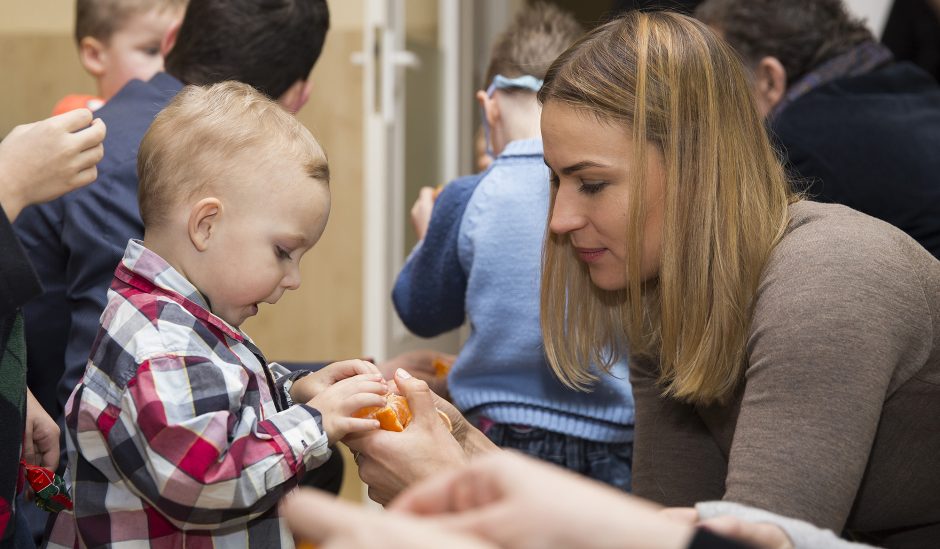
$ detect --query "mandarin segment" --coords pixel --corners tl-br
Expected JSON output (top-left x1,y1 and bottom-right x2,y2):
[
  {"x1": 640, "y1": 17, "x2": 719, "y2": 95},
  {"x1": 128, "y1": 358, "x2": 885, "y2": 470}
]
[{"x1": 354, "y1": 393, "x2": 451, "y2": 432}]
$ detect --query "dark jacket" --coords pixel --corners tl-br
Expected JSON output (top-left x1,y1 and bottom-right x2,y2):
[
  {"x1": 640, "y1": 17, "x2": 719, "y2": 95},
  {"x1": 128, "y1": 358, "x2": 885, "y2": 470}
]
[
  {"x1": 13, "y1": 73, "x2": 183, "y2": 418},
  {"x1": 771, "y1": 62, "x2": 940, "y2": 259}
]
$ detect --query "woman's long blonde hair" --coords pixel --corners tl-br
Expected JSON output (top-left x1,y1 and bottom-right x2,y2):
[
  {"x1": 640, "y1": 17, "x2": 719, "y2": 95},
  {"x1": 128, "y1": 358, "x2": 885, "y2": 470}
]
[{"x1": 538, "y1": 12, "x2": 794, "y2": 405}]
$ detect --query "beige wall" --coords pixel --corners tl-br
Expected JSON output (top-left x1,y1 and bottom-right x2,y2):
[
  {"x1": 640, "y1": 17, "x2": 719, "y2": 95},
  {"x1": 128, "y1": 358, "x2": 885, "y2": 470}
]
[{"x1": 1, "y1": 0, "x2": 366, "y2": 501}]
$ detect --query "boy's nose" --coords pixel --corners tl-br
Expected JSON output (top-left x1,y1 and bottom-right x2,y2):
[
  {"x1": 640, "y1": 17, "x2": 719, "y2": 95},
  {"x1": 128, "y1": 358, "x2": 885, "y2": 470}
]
[{"x1": 282, "y1": 265, "x2": 302, "y2": 291}]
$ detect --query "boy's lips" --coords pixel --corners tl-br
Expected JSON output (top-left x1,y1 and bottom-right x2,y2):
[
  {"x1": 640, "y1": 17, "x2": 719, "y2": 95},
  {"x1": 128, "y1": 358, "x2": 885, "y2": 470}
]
[{"x1": 575, "y1": 247, "x2": 607, "y2": 263}]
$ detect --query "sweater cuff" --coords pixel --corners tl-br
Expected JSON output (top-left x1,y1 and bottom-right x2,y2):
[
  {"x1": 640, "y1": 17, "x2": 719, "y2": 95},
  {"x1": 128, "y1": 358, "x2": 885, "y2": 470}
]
[
  {"x1": 0, "y1": 206, "x2": 41, "y2": 316},
  {"x1": 695, "y1": 501, "x2": 877, "y2": 549}
]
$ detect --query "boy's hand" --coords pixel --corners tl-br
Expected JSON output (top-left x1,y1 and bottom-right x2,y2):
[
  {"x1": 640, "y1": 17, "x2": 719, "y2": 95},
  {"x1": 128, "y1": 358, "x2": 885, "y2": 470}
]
[
  {"x1": 308, "y1": 374, "x2": 387, "y2": 445},
  {"x1": 290, "y1": 359, "x2": 381, "y2": 403},
  {"x1": 0, "y1": 109, "x2": 106, "y2": 222}
]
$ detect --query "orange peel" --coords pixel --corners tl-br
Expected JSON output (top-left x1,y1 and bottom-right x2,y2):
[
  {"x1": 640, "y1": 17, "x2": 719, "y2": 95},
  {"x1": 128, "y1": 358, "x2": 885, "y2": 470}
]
[{"x1": 355, "y1": 393, "x2": 452, "y2": 432}]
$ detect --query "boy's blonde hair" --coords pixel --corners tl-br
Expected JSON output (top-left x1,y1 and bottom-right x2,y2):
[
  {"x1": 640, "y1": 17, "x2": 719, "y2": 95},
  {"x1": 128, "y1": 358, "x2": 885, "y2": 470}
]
[
  {"x1": 75, "y1": 0, "x2": 187, "y2": 43},
  {"x1": 138, "y1": 81, "x2": 329, "y2": 229},
  {"x1": 538, "y1": 12, "x2": 794, "y2": 405},
  {"x1": 483, "y1": 2, "x2": 583, "y2": 86}
]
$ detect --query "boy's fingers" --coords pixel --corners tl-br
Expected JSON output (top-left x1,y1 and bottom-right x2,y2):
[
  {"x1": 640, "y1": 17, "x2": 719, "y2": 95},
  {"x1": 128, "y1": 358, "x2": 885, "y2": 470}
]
[
  {"x1": 53, "y1": 108, "x2": 94, "y2": 132},
  {"x1": 345, "y1": 392, "x2": 388, "y2": 412},
  {"x1": 338, "y1": 417, "x2": 382, "y2": 435},
  {"x1": 74, "y1": 143, "x2": 105, "y2": 171}
]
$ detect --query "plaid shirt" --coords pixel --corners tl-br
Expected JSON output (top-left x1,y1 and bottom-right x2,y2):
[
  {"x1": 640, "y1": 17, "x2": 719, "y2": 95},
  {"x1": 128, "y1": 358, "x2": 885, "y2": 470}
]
[{"x1": 47, "y1": 240, "x2": 330, "y2": 548}]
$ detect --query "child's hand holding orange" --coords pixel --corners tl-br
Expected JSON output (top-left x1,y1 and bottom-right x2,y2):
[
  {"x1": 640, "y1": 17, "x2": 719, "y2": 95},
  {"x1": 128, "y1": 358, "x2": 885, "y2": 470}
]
[
  {"x1": 308, "y1": 374, "x2": 387, "y2": 445},
  {"x1": 289, "y1": 359, "x2": 381, "y2": 404}
]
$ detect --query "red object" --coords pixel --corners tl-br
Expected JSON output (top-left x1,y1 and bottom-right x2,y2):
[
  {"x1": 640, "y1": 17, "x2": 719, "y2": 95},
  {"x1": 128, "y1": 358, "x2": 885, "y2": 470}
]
[{"x1": 52, "y1": 94, "x2": 104, "y2": 116}]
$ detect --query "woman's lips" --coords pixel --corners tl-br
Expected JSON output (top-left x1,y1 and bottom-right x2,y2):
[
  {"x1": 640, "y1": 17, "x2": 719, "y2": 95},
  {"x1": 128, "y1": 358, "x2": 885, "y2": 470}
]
[{"x1": 575, "y1": 247, "x2": 607, "y2": 263}]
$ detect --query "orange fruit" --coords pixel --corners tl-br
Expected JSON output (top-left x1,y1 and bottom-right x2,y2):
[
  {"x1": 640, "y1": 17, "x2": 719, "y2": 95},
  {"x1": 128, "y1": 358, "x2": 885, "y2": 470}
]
[
  {"x1": 355, "y1": 393, "x2": 452, "y2": 432},
  {"x1": 432, "y1": 356, "x2": 453, "y2": 378}
]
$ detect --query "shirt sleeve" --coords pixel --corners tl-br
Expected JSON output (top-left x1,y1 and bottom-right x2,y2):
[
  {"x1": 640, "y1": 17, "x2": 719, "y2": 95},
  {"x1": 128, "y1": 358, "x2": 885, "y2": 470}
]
[
  {"x1": 391, "y1": 175, "x2": 481, "y2": 338},
  {"x1": 0, "y1": 205, "x2": 41, "y2": 318},
  {"x1": 722, "y1": 223, "x2": 933, "y2": 532},
  {"x1": 92, "y1": 353, "x2": 330, "y2": 531}
]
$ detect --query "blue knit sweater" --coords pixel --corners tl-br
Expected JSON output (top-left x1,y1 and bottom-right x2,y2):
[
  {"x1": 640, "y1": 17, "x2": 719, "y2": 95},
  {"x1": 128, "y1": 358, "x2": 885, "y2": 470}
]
[{"x1": 392, "y1": 139, "x2": 634, "y2": 442}]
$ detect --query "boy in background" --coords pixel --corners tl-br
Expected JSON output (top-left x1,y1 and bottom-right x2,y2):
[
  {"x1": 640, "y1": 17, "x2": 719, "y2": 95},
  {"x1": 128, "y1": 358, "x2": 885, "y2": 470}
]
[
  {"x1": 53, "y1": 0, "x2": 186, "y2": 115},
  {"x1": 47, "y1": 82, "x2": 387, "y2": 548},
  {"x1": 392, "y1": 3, "x2": 636, "y2": 490}
]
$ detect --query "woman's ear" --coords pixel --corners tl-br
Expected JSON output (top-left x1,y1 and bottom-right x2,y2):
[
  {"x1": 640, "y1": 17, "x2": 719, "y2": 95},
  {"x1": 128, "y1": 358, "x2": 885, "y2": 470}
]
[
  {"x1": 79, "y1": 36, "x2": 107, "y2": 77},
  {"x1": 188, "y1": 197, "x2": 222, "y2": 252},
  {"x1": 752, "y1": 56, "x2": 788, "y2": 118}
]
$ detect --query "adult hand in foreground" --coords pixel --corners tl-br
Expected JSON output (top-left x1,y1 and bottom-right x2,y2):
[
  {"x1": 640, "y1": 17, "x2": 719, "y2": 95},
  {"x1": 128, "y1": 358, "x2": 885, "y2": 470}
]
[
  {"x1": 282, "y1": 487, "x2": 495, "y2": 549},
  {"x1": 392, "y1": 451, "x2": 697, "y2": 549},
  {"x1": 0, "y1": 108, "x2": 106, "y2": 222},
  {"x1": 344, "y1": 369, "x2": 496, "y2": 504}
]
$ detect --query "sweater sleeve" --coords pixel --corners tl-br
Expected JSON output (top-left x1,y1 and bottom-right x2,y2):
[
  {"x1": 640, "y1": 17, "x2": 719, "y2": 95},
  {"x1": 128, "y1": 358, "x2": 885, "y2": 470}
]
[
  {"x1": 629, "y1": 355, "x2": 728, "y2": 506},
  {"x1": 723, "y1": 212, "x2": 934, "y2": 532},
  {"x1": 696, "y1": 501, "x2": 879, "y2": 549},
  {"x1": 391, "y1": 174, "x2": 483, "y2": 338}
]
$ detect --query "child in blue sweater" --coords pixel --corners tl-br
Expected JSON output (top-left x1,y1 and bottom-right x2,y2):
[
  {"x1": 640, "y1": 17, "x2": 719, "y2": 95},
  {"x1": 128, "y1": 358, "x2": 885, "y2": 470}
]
[{"x1": 392, "y1": 4, "x2": 635, "y2": 490}]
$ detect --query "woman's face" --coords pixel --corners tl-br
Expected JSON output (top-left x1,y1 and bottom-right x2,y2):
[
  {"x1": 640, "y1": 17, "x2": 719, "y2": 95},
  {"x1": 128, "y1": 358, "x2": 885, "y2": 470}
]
[{"x1": 541, "y1": 101, "x2": 666, "y2": 291}]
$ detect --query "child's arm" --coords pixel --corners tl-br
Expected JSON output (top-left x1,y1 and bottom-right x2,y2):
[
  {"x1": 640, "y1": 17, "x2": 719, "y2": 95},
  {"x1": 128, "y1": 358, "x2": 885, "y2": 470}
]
[
  {"x1": 391, "y1": 174, "x2": 484, "y2": 337},
  {"x1": 90, "y1": 354, "x2": 335, "y2": 531}
]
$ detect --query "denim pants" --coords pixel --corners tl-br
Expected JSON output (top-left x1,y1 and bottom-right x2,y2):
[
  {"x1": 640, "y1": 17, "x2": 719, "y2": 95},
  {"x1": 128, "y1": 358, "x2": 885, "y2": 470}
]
[{"x1": 477, "y1": 419, "x2": 633, "y2": 492}]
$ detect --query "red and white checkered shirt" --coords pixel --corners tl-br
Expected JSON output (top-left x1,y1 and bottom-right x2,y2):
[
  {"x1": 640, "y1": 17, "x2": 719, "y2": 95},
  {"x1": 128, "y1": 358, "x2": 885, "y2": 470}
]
[{"x1": 47, "y1": 240, "x2": 330, "y2": 548}]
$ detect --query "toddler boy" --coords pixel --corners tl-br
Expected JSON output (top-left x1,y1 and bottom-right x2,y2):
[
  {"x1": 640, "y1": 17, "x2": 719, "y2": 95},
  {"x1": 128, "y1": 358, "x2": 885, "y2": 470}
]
[
  {"x1": 47, "y1": 81, "x2": 386, "y2": 548},
  {"x1": 53, "y1": 0, "x2": 187, "y2": 115}
]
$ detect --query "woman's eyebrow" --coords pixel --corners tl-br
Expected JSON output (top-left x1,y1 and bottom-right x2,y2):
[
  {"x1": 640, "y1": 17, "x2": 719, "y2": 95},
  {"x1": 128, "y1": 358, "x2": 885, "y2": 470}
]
[{"x1": 558, "y1": 160, "x2": 610, "y2": 176}]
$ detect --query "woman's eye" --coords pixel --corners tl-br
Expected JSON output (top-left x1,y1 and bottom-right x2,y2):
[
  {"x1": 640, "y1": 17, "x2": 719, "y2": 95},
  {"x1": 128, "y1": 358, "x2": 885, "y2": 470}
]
[
  {"x1": 275, "y1": 247, "x2": 292, "y2": 260},
  {"x1": 578, "y1": 180, "x2": 608, "y2": 194},
  {"x1": 549, "y1": 172, "x2": 560, "y2": 187}
]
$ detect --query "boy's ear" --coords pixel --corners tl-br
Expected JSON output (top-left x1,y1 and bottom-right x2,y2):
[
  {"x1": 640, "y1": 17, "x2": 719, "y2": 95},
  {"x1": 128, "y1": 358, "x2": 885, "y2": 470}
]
[
  {"x1": 277, "y1": 80, "x2": 313, "y2": 114},
  {"x1": 475, "y1": 90, "x2": 501, "y2": 128},
  {"x1": 161, "y1": 19, "x2": 182, "y2": 57},
  {"x1": 188, "y1": 197, "x2": 222, "y2": 252},
  {"x1": 78, "y1": 37, "x2": 107, "y2": 77}
]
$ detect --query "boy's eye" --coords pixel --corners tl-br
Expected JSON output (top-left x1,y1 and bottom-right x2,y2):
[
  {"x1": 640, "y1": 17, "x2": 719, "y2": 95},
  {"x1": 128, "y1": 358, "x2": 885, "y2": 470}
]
[
  {"x1": 143, "y1": 46, "x2": 160, "y2": 56},
  {"x1": 578, "y1": 180, "x2": 608, "y2": 195},
  {"x1": 275, "y1": 247, "x2": 292, "y2": 260}
]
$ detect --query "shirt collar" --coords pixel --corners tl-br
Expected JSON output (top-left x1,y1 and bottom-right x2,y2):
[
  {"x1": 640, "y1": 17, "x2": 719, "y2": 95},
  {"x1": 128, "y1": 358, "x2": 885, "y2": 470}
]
[
  {"x1": 115, "y1": 239, "x2": 244, "y2": 341},
  {"x1": 498, "y1": 138, "x2": 543, "y2": 159}
]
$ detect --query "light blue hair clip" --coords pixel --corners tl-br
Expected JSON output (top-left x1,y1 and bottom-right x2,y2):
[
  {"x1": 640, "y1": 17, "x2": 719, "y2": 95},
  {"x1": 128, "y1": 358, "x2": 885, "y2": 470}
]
[{"x1": 486, "y1": 74, "x2": 545, "y2": 97}]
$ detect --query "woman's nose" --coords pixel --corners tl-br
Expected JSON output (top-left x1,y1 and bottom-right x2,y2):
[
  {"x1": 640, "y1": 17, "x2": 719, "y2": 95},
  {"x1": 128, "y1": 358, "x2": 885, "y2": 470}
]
[{"x1": 549, "y1": 183, "x2": 586, "y2": 235}]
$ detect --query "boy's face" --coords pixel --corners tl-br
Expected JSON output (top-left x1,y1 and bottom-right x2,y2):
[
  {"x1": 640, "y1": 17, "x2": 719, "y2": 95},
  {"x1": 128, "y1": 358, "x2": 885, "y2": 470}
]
[
  {"x1": 93, "y1": 7, "x2": 183, "y2": 99},
  {"x1": 195, "y1": 155, "x2": 331, "y2": 328}
]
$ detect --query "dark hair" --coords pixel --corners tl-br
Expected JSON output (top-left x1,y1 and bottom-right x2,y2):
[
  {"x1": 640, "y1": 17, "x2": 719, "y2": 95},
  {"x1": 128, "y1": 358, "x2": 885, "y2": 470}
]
[
  {"x1": 484, "y1": 2, "x2": 584, "y2": 86},
  {"x1": 695, "y1": 0, "x2": 873, "y2": 84},
  {"x1": 164, "y1": 0, "x2": 330, "y2": 99}
]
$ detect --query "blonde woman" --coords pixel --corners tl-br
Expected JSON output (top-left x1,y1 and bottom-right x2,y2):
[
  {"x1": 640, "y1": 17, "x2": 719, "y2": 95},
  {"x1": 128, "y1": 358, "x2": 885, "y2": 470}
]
[
  {"x1": 537, "y1": 10, "x2": 939, "y2": 548},
  {"x1": 347, "y1": 10, "x2": 938, "y2": 548}
]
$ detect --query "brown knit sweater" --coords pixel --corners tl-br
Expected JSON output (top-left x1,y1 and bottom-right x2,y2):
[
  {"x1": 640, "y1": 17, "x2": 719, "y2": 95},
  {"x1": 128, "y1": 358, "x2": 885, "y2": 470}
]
[{"x1": 630, "y1": 201, "x2": 940, "y2": 548}]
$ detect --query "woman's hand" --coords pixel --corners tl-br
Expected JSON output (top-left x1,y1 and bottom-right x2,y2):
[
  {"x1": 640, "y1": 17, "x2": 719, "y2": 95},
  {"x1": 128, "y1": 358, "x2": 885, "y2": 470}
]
[
  {"x1": 344, "y1": 369, "x2": 474, "y2": 504},
  {"x1": 282, "y1": 488, "x2": 496, "y2": 549},
  {"x1": 0, "y1": 109, "x2": 106, "y2": 221},
  {"x1": 392, "y1": 451, "x2": 697, "y2": 549},
  {"x1": 24, "y1": 388, "x2": 60, "y2": 469},
  {"x1": 377, "y1": 349, "x2": 452, "y2": 399}
]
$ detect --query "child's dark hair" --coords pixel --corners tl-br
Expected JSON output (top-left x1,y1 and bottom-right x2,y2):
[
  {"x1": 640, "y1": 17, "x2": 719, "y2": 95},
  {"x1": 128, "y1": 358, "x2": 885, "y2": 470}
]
[
  {"x1": 75, "y1": 0, "x2": 187, "y2": 44},
  {"x1": 484, "y1": 2, "x2": 584, "y2": 86},
  {"x1": 164, "y1": 0, "x2": 330, "y2": 100}
]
